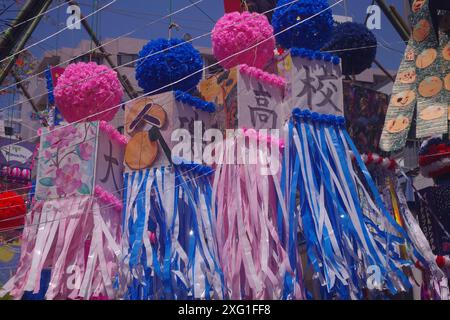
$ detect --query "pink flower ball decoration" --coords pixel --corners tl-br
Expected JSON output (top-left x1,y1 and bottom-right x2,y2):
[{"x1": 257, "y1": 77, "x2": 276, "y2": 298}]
[
  {"x1": 54, "y1": 62, "x2": 124, "y2": 123},
  {"x1": 211, "y1": 11, "x2": 275, "y2": 69}
]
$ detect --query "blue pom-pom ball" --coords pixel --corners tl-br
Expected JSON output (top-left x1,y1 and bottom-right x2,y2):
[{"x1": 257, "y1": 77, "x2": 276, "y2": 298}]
[
  {"x1": 135, "y1": 38, "x2": 203, "y2": 94},
  {"x1": 271, "y1": 0, "x2": 334, "y2": 50},
  {"x1": 323, "y1": 22, "x2": 377, "y2": 76}
]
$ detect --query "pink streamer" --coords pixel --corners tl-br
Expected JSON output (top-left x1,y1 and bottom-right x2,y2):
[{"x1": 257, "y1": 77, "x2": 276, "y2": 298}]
[
  {"x1": 4, "y1": 195, "x2": 121, "y2": 300},
  {"x1": 213, "y1": 135, "x2": 302, "y2": 299}
]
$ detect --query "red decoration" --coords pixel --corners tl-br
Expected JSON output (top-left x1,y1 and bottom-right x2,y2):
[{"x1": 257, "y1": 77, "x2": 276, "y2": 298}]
[
  {"x1": 51, "y1": 66, "x2": 65, "y2": 86},
  {"x1": 435, "y1": 255, "x2": 449, "y2": 268},
  {"x1": 0, "y1": 191, "x2": 26, "y2": 231},
  {"x1": 224, "y1": 0, "x2": 243, "y2": 13}
]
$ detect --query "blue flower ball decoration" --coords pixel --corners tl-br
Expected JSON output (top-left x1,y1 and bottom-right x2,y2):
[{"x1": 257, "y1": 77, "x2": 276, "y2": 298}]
[
  {"x1": 271, "y1": 0, "x2": 334, "y2": 50},
  {"x1": 135, "y1": 38, "x2": 203, "y2": 94},
  {"x1": 323, "y1": 22, "x2": 377, "y2": 76}
]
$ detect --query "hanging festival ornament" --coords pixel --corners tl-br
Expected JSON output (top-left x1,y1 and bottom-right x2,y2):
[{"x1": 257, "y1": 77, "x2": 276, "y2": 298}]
[
  {"x1": 20, "y1": 169, "x2": 31, "y2": 181},
  {"x1": 355, "y1": 151, "x2": 449, "y2": 300},
  {"x1": 322, "y1": 22, "x2": 377, "y2": 76},
  {"x1": 272, "y1": 44, "x2": 431, "y2": 298},
  {"x1": 54, "y1": 62, "x2": 124, "y2": 123},
  {"x1": 119, "y1": 164, "x2": 225, "y2": 300},
  {"x1": 211, "y1": 130, "x2": 304, "y2": 299},
  {"x1": 0, "y1": 51, "x2": 37, "y2": 96},
  {"x1": 1, "y1": 121, "x2": 126, "y2": 300},
  {"x1": 0, "y1": 191, "x2": 26, "y2": 231},
  {"x1": 120, "y1": 77, "x2": 223, "y2": 299},
  {"x1": 284, "y1": 109, "x2": 424, "y2": 298},
  {"x1": 10, "y1": 168, "x2": 21, "y2": 179},
  {"x1": 211, "y1": 11, "x2": 275, "y2": 69},
  {"x1": 271, "y1": 0, "x2": 334, "y2": 50},
  {"x1": 380, "y1": 0, "x2": 450, "y2": 152},
  {"x1": 135, "y1": 38, "x2": 203, "y2": 94},
  {"x1": 418, "y1": 136, "x2": 450, "y2": 179},
  {"x1": 416, "y1": 137, "x2": 450, "y2": 260}
]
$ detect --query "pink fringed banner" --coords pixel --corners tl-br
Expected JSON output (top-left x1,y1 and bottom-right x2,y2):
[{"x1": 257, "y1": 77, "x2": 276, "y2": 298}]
[
  {"x1": 1, "y1": 195, "x2": 121, "y2": 300},
  {"x1": 212, "y1": 132, "x2": 304, "y2": 299}
]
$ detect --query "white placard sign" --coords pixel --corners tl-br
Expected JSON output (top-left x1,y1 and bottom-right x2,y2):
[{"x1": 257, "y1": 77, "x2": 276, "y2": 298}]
[
  {"x1": 237, "y1": 70, "x2": 287, "y2": 130},
  {"x1": 290, "y1": 56, "x2": 344, "y2": 116}
]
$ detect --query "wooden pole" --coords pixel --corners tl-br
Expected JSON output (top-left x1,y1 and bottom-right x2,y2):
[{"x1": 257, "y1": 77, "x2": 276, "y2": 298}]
[
  {"x1": 0, "y1": 0, "x2": 53, "y2": 86},
  {"x1": 374, "y1": 0, "x2": 410, "y2": 41}
]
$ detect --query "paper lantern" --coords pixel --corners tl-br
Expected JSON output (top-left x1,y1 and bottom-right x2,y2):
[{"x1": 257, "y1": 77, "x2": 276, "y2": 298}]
[
  {"x1": 0, "y1": 191, "x2": 26, "y2": 230},
  {"x1": 211, "y1": 11, "x2": 275, "y2": 69},
  {"x1": 272, "y1": 0, "x2": 334, "y2": 50},
  {"x1": 21, "y1": 169, "x2": 31, "y2": 180},
  {"x1": 323, "y1": 22, "x2": 377, "y2": 76},
  {"x1": 54, "y1": 62, "x2": 124, "y2": 123},
  {"x1": 135, "y1": 38, "x2": 203, "y2": 94},
  {"x1": 11, "y1": 167, "x2": 21, "y2": 178}
]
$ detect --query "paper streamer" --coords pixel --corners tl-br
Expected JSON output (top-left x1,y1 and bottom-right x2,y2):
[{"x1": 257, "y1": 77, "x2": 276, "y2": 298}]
[
  {"x1": 286, "y1": 109, "x2": 422, "y2": 299},
  {"x1": 119, "y1": 166, "x2": 224, "y2": 300},
  {"x1": 212, "y1": 131, "x2": 304, "y2": 300},
  {"x1": 0, "y1": 196, "x2": 121, "y2": 300},
  {"x1": 359, "y1": 156, "x2": 448, "y2": 300}
]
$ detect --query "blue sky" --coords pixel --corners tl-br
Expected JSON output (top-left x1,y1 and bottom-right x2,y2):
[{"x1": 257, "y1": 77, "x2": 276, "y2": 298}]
[{"x1": 16, "y1": 0, "x2": 408, "y2": 70}]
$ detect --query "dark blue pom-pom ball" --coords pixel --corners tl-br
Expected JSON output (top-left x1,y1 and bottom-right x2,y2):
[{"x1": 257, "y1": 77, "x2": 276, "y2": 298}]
[
  {"x1": 323, "y1": 22, "x2": 377, "y2": 76},
  {"x1": 135, "y1": 38, "x2": 203, "y2": 94},
  {"x1": 271, "y1": 0, "x2": 334, "y2": 50}
]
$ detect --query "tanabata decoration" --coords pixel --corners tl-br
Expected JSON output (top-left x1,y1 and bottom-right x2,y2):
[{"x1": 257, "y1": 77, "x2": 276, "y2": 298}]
[
  {"x1": 198, "y1": 58, "x2": 287, "y2": 133},
  {"x1": 416, "y1": 137, "x2": 450, "y2": 258},
  {"x1": 237, "y1": 64, "x2": 287, "y2": 130},
  {"x1": 199, "y1": 42, "x2": 302, "y2": 298},
  {"x1": 282, "y1": 108, "x2": 426, "y2": 299},
  {"x1": 211, "y1": 130, "x2": 304, "y2": 299},
  {"x1": 278, "y1": 48, "x2": 343, "y2": 116},
  {"x1": 356, "y1": 152, "x2": 448, "y2": 300},
  {"x1": 54, "y1": 62, "x2": 123, "y2": 123},
  {"x1": 322, "y1": 22, "x2": 377, "y2": 76},
  {"x1": 211, "y1": 11, "x2": 275, "y2": 69},
  {"x1": 380, "y1": 0, "x2": 450, "y2": 152},
  {"x1": 124, "y1": 91, "x2": 215, "y2": 171},
  {"x1": 198, "y1": 68, "x2": 239, "y2": 131},
  {"x1": 271, "y1": 0, "x2": 334, "y2": 51},
  {"x1": 0, "y1": 192, "x2": 26, "y2": 231},
  {"x1": 0, "y1": 122, "x2": 126, "y2": 299},
  {"x1": 419, "y1": 136, "x2": 450, "y2": 179},
  {"x1": 118, "y1": 164, "x2": 225, "y2": 299},
  {"x1": 121, "y1": 81, "x2": 223, "y2": 298},
  {"x1": 135, "y1": 38, "x2": 203, "y2": 94},
  {"x1": 0, "y1": 51, "x2": 37, "y2": 96}
]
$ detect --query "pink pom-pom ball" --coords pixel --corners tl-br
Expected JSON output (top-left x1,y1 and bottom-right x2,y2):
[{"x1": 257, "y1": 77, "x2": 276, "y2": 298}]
[
  {"x1": 212, "y1": 11, "x2": 275, "y2": 69},
  {"x1": 54, "y1": 62, "x2": 124, "y2": 123}
]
